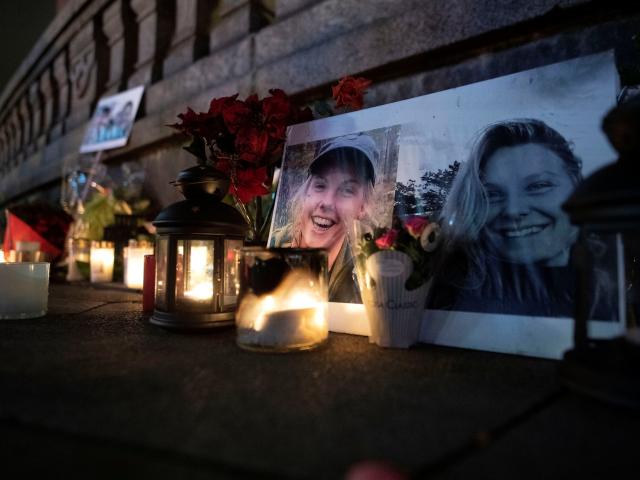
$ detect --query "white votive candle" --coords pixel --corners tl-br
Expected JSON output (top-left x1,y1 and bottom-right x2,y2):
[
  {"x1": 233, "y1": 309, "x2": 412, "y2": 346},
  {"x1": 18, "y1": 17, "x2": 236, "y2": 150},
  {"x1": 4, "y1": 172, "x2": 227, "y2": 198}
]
[
  {"x1": 124, "y1": 241, "x2": 154, "y2": 289},
  {"x1": 0, "y1": 262, "x2": 50, "y2": 319},
  {"x1": 90, "y1": 241, "x2": 115, "y2": 283}
]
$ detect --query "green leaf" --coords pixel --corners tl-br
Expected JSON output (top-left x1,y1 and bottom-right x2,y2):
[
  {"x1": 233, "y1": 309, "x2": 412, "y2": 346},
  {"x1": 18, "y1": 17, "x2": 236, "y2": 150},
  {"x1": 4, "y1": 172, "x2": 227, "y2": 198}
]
[
  {"x1": 75, "y1": 261, "x2": 90, "y2": 280},
  {"x1": 312, "y1": 100, "x2": 334, "y2": 118}
]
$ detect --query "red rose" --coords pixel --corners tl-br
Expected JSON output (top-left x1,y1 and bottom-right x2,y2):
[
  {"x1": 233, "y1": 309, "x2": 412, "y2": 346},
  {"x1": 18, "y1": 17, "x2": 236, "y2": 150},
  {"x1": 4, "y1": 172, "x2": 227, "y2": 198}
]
[
  {"x1": 332, "y1": 76, "x2": 372, "y2": 110},
  {"x1": 403, "y1": 215, "x2": 429, "y2": 239},
  {"x1": 375, "y1": 229, "x2": 398, "y2": 250},
  {"x1": 208, "y1": 94, "x2": 238, "y2": 116},
  {"x1": 231, "y1": 167, "x2": 270, "y2": 204},
  {"x1": 170, "y1": 107, "x2": 203, "y2": 134},
  {"x1": 235, "y1": 127, "x2": 270, "y2": 163},
  {"x1": 222, "y1": 99, "x2": 252, "y2": 134}
]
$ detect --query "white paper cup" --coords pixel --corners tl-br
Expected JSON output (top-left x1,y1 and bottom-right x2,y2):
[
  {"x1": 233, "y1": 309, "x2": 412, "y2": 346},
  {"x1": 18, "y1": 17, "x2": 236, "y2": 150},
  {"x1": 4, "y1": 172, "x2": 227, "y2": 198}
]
[{"x1": 0, "y1": 262, "x2": 50, "y2": 319}]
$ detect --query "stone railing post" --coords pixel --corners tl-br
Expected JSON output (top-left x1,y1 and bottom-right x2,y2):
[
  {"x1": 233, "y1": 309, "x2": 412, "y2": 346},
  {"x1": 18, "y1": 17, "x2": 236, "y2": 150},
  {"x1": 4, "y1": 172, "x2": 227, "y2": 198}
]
[
  {"x1": 67, "y1": 18, "x2": 108, "y2": 132},
  {"x1": 39, "y1": 68, "x2": 55, "y2": 144},
  {"x1": 163, "y1": 0, "x2": 216, "y2": 77},
  {"x1": 128, "y1": 0, "x2": 175, "y2": 88},
  {"x1": 103, "y1": 0, "x2": 139, "y2": 93},
  {"x1": 209, "y1": 0, "x2": 272, "y2": 53},
  {"x1": 28, "y1": 81, "x2": 45, "y2": 151},
  {"x1": 50, "y1": 49, "x2": 70, "y2": 140},
  {"x1": 0, "y1": 126, "x2": 7, "y2": 172},
  {"x1": 18, "y1": 97, "x2": 32, "y2": 156},
  {"x1": 8, "y1": 109, "x2": 22, "y2": 164}
]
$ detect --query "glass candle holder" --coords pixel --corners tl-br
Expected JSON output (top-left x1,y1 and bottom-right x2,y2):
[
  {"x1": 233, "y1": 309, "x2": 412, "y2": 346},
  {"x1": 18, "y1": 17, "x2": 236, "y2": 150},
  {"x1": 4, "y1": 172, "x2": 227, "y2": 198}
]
[
  {"x1": 67, "y1": 238, "x2": 91, "y2": 281},
  {"x1": 0, "y1": 262, "x2": 50, "y2": 319},
  {"x1": 90, "y1": 241, "x2": 115, "y2": 283},
  {"x1": 236, "y1": 247, "x2": 328, "y2": 353},
  {"x1": 123, "y1": 240, "x2": 154, "y2": 289}
]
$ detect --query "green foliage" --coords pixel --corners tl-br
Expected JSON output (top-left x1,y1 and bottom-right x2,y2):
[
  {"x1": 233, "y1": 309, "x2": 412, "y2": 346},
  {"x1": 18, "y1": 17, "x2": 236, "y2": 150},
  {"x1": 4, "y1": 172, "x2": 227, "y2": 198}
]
[
  {"x1": 81, "y1": 193, "x2": 117, "y2": 240},
  {"x1": 80, "y1": 192, "x2": 145, "y2": 240},
  {"x1": 75, "y1": 261, "x2": 90, "y2": 280}
]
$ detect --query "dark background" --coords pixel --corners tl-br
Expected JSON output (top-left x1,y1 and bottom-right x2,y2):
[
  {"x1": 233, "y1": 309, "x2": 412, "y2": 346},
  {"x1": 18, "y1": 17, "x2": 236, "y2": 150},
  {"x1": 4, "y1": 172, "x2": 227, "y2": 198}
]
[{"x1": 0, "y1": 0, "x2": 57, "y2": 93}]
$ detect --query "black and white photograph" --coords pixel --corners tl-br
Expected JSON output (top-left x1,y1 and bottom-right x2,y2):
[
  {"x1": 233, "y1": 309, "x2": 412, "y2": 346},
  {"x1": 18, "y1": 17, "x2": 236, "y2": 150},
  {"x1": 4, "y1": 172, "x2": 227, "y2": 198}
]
[
  {"x1": 269, "y1": 126, "x2": 401, "y2": 303},
  {"x1": 273, "y1": 51, "x2": 623, "y2": 358}
]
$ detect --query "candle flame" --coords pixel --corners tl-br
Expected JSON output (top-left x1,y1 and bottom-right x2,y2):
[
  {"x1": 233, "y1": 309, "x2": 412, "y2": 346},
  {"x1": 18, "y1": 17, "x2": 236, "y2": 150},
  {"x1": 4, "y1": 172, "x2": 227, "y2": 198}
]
[
  {"x1": 184, "y1": 282, "x2": 213, "y2": 301},
  {"x1": 240, "y1": 270, "x2": 327, "y2": 333}
]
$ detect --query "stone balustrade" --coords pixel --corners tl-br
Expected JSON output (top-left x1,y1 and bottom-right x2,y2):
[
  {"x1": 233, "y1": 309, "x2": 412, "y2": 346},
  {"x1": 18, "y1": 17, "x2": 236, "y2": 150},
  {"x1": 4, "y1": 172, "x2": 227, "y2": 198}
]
[{"x1": 0, "y1": 0, "x2": 633, "y2": 210}]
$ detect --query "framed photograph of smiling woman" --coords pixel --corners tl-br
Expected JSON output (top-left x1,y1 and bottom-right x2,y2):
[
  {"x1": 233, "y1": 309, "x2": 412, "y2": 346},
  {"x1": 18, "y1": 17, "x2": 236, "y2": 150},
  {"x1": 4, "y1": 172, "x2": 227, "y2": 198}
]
[
  {"x1": 270, "y1": 50, "x2": 624, "y2": 359},
  {"x1": 269, "y1": 126, "x2": 401, "y2": 303}
]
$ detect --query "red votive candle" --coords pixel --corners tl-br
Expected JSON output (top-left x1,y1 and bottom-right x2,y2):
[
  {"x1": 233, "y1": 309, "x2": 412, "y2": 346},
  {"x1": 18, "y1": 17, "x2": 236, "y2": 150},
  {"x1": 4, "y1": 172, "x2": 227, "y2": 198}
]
[{"x1": 143, "y1": 254, "x2": 155, "y2": 313}]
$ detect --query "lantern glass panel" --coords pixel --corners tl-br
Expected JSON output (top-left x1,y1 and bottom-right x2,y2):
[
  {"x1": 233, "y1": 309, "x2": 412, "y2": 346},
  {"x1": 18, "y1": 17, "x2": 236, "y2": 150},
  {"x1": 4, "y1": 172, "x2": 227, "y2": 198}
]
[
  {"x1": 579, "y1": 231, "x2": 632, "y2": 340},
  {"x1": 223, "y1": 239, "x2": 243, "y2": 308},
  {"x1": 175, "y1": 239, "x2": 215, "y2": 311},
  {"x1": 155, "y1": 237, "x2": 168, "y2": 310},
  {"x1": 622, "y1": 233, "x2": 640, "y2": 341}
]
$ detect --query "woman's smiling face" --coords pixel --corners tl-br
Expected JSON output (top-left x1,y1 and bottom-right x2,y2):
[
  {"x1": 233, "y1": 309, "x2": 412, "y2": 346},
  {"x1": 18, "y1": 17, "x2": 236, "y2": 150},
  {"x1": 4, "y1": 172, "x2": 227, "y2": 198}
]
[
  {"x1": 299, "y1": 167, "x2": 367, "y2": 252},
  {"x1": 481, "y1": 143, "x2": 578, "y2": 266}
]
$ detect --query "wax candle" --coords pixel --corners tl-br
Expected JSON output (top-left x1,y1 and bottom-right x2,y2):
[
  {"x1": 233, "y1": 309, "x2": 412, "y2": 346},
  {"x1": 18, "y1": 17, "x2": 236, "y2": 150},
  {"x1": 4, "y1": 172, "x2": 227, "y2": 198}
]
[
  {"x1": 0, "y1": 262, "x2": 50, "y2": 319},
  {"x1": 123, "y1": 240, "x2": 154, "y2": 289},
  {"x1": 90, "y1": 241, "x2": 115, "y2": 283}
]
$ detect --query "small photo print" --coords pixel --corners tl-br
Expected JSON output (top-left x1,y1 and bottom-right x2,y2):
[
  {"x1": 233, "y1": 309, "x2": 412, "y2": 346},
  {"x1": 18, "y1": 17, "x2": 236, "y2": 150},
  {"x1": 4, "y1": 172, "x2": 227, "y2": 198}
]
[{"x1": 80, "y1": 85, "x2": 144, "y2": 153}]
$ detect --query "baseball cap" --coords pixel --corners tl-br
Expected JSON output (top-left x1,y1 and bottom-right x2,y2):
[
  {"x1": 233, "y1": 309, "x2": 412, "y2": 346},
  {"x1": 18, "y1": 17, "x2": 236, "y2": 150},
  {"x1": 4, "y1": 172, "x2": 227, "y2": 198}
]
[{"x1": 308, "y1": 134, "x2": 378, "y2": 186}]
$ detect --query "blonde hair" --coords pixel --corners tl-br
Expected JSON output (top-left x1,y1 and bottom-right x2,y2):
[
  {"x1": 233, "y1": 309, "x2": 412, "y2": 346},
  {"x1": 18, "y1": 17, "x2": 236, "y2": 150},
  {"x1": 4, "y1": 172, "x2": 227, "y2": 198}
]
[{"x1": 440, "y1": 119, "x2": 583, "y2": 295}]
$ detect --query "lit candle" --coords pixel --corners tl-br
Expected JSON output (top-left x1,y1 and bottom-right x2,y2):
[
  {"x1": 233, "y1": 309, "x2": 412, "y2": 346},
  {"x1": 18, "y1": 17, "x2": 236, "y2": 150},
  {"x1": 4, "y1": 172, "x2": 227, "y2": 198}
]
[
  {"x1": 0, "y1": 262, "x2": 50, "y2": 319},
  {"x1": 90, "y1": 241, "x2": 115, "y2": 283},
  {"x1": 0, "y1": 250, "x2": 5, "y2": 263},
  {"x1": 236, "y1": 269, "x2": 328, "y2": 351},
  {"x1": 123, "y1": 240, "x2": 154, "y2": 289},
  {"x1": 184, "y1": 282, "x2": 214, "y2": 301}
]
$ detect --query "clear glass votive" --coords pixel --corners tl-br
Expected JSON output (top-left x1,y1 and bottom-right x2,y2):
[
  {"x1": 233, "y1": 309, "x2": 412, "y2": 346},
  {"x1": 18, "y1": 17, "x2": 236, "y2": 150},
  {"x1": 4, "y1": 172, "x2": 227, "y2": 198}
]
[
  {"x1": 67, "y1": 238, "x2": 91, "y2": 281},
  {"x1": 0, "y1": 262, "x2": 50, "y2": 319},
  {"x1": 236, "y1": 247, "x2": 328, "y2": 353}
]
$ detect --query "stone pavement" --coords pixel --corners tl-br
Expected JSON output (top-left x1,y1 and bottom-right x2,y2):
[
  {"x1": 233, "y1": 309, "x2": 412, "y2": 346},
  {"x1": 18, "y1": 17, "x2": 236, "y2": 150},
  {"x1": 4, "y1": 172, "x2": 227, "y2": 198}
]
[{"x1": 0, "y1": 283, "x2": 637, "y2": 479}]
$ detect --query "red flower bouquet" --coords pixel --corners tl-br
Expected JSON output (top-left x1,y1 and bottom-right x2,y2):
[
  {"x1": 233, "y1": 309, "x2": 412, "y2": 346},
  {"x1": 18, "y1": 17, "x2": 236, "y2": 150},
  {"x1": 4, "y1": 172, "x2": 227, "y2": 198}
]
[
  {"x1": 171, "y1": 89, "x2": 312, "y2": 240},
  {"x1": 171, "y1": 77, "x2": 371, "y2": 241}
]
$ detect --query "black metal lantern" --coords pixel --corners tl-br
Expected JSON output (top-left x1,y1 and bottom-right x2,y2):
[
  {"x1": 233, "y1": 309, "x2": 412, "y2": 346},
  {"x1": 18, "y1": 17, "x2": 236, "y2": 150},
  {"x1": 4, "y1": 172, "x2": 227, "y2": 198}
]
[
  {"x1": 150, "y1": 165, "x2": 248, "y2": 330},
  {"x1": 560, "y1": 97, "x2": 640, "y2": 408}
]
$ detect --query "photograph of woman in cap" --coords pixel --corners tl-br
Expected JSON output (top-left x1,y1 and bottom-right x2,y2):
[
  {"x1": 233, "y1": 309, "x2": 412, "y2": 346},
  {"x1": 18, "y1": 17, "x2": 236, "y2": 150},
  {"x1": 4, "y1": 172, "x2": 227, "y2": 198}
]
[{"x1": 270, "y1": 128, "x2": 400, "y2": 303}]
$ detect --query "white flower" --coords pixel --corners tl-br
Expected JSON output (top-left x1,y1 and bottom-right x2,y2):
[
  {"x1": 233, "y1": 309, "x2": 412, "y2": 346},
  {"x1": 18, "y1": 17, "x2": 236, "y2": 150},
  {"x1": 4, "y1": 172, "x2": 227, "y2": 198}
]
[{"x1": 420, "y1": 223, "x2": 441, "y2": 252}]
